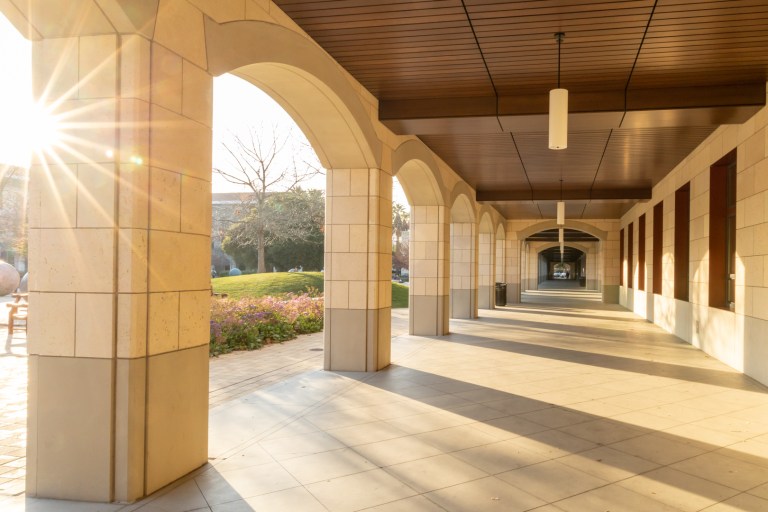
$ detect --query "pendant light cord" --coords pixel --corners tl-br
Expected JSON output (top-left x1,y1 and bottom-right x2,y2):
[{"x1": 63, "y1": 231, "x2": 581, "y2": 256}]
[{"x1": 555, "y1": 32, "x2": 564, "y2": 88}]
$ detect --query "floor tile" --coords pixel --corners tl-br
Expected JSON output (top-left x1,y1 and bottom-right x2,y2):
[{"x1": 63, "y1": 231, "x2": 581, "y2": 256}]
[
  {"x1": 558, "y1": 446, "x2": 659, "y2": 482},
  {"x1": 425, "y1": 476, "x2": 545, "y2": 512},
  {"x1": 258, "y1": 431, "x2": 345, "y2": 460},
  {"x1": 279, "y1": 447, "x2": 376, "y2": 484},
  {"x1": 670, "y1": 451, "x2": 768, "y2": 491},
  {"x1": 386, "y1": 454, "x2": 488, "y2": 493},
  {"x1": 608, "y1": 432, "x2": 709, "y2": 465},
  {"x1": 617, "y1": 467, "x2": 740, "y2": 512},
  {"x1": 498, "y1": 460, "x2": 609, "y2": 502},
  {"x1": 554, "y1": 483, "x2": 684, "y2": 512},
  {"x1": 701, "y1": 492, "x2": 768, "y2": 511},
  {"x1": 194, "y1": 462, "x2": 300, "y2": 506},
  {"x1": 305, "y1": 469, "x2": 418, "y2": 512},
  {"x1": 354, "y1": 435, "x2": 443, "y2": 467},
  {"x1": 211, "y1": 487, "x2": 327, "y2": 512}
]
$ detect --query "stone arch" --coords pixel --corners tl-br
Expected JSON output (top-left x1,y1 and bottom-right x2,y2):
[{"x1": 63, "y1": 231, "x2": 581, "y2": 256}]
[
  {"x1": 536, "y1": 242, "x2": 591, "y2": 254},
  {"x1": 450, "y1": 183, "x2": 477, "y2": 223},
  {"x1": 517, "y1": 219, "x2": 607, "y2": 241},
  {"x1": 392, "y1": 139, "x2": 446, "y2": 206},
  {"x1": 495, "y1": 222, "x2": 506, "y2": 240},
  {"x1": 205, "y1": 19, "x2": 381, "y2": 170}
]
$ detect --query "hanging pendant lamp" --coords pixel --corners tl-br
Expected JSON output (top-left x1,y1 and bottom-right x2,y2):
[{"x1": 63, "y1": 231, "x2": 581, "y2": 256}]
[
  {"x1": 549, "y1": 32, "x2": 567, "y2": 150},
  {"x1": 557, "y1": 177, "x2": 565, "y2": 225}
]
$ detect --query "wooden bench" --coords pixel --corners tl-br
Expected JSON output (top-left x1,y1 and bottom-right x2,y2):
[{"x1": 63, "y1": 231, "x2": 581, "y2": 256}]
[{"x1": 6, "y1": 293, "x2": 28, "y2": 335}]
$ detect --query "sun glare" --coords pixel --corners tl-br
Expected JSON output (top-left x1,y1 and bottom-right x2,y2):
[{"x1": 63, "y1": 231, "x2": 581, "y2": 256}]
[{"x1": 24, "y1": 102, "x2": 62, "y2": 155}]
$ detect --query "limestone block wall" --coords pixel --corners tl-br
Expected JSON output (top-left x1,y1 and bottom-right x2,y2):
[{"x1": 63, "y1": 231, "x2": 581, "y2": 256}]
[
  {"x1": 25, "y1": 23, "x2": 212, "y2": 501},
  {"x1": 409, "y1": 205, "x2": 450, "y2": 335},
  {"x1": 450, "y1": 222, "x2": 476, "y2": 318},
  {"x1": 324, "y1": 168, "x2": 392, "y2": 371},
  {"x1": 478, "y1": 232, "x2": 494, "y2": 309},
  {"x1": 619, "y1": 85, "x2": 768, "y2": 385}
]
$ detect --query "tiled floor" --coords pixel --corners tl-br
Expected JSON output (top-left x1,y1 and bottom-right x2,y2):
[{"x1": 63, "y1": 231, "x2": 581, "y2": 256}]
[{"x1": 6, "y1": 286, "x2": 768, "y2": 511}]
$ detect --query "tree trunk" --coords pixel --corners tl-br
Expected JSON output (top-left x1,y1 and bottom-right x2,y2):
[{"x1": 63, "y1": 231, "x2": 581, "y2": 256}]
[{"x1": 257, "y1": 229, "x2": 266, "y2": 273}]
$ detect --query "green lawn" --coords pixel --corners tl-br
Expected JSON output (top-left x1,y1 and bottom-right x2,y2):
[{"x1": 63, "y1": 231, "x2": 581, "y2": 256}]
[{"x1": 212, "y1": 272, "x2": 409, "y2": 308}]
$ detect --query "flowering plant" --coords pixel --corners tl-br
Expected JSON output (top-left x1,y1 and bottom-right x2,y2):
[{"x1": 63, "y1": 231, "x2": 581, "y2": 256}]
[{"x1": 210, "y1": 291, "x2": 323, "y2": 356}]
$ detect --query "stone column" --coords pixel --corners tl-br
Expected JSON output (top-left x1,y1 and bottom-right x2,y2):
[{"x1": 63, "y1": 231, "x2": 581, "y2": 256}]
[
  {"x1": 27, "y1": 32, "x2": 211, "y2": 501},
  {"x1": 505, "y1": 237, "x2": 521, "y2": 303},
  {"x1": 409, "y1": 205, "x2": 450, "y2": 335},
  {"x1": 325, "y1": 169, "x2": 392, "y2": 371},
  {"x1": 603, "y1": 231, "x2": 621, "y2": 303},
  {"x1": 477, "y1": 232, "x2": 493, "y2": 309},
  {"x1": 450, "y1": 222, "x2": 476, "y2": 318}
]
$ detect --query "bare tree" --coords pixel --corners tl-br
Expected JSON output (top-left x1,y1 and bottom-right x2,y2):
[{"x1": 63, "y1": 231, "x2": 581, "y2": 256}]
[{"x1": 213, "y1": 125, "x2": 322, "y2": 273}]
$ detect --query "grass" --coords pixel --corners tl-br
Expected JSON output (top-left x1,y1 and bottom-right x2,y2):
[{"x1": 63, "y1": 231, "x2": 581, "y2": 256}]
[
  {"x1": 212, "y1": 272, "x2": 324, "y2": 299},
  {"x1": 212, "y1": 271, "x2": 410, "y2": 308}
]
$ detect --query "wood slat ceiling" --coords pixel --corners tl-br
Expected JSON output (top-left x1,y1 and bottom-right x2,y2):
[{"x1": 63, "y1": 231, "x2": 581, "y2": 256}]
[{"x1": 273, "y1": 0, "x2": 768, "y2": 219}]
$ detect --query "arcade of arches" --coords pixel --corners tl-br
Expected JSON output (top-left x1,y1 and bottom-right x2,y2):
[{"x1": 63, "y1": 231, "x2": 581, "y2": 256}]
[{"x1": 3, "y1": 0, "x2": 768, "y2": 504}]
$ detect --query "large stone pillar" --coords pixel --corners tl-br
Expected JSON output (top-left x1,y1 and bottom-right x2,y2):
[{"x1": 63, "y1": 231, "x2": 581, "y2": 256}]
[
  {"x1": 505, "y1": 237, "x2": 521, "y2": 303},
  {"x1": 603, "y1": 232, "x2": 621, "y2": 303},
  {"x1": 409, "y1": 205, "x2": 450, "y2": 335},
  {"x1": 325, "y1": 169, "x2": 392, "y2": 371},
  {"x1": 27, "y1": 30, "x2": 211, "y2": 501},
  {"x1": 477, "y1": 232, "x2": 493, "y2": 309},
  {"x1": 450, "y1": 222, "x2": 477, "y2": 318}
]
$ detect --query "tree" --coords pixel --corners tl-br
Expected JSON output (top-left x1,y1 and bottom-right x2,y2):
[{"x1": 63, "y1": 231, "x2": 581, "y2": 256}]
[
  {"x1": 265, "y1": 189, "x2": 325, "y2": 271},
  {"x1": 214, "y1": 125, "x2": 321, "y2": 272},
  {"x1": 0, "y1": 165, "x2": 28, "y2": 267},
  {"x1": 392, "y1": 202, "x2": 410, "y2": 273},
  {"x1": 222, "y1": 188, "x2": 325, "y2": 272}
]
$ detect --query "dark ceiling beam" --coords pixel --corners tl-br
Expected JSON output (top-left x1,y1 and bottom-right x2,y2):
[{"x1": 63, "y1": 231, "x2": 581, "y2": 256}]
[
  {"x1": 477, "y1": 188, "x2": 652, "y2": 202},
  {"x1": 380, "y1": 84, "x2": 765, "y2": 135}
]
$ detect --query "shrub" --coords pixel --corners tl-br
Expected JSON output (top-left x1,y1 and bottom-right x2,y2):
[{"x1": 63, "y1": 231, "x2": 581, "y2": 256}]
[{"x1": 209, "y1": 292, "x2": 324, "y2": 356}]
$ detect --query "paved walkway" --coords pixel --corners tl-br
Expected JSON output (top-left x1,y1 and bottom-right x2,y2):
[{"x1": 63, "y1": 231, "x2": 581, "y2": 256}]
[{"x1": 5, "y1": 292, "x2": 768, "y2": 511}]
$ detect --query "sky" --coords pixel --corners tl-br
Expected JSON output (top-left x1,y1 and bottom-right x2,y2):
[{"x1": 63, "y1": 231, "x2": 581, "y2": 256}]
[{"x1": 0, "y1": 13, "x2": 407, "y2": 205}]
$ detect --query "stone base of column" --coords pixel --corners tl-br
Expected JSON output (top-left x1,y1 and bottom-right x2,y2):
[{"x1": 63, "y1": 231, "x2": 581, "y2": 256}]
[
  {"x1": 478, "y1": 285, "x2": 492, "y2": 309},
  {"x1": 602, "y1": 284, "x2": 620, "y2": 304},
  {"x1": 325, "y1": 308, "x2": 391, "y2": 371},
  {"x1": 450, "y1": 289, "x2": 474, "y2": 319},
  {"x1": 506, "y1": 283, "x2": 520, "y2": 304},
  {"x1": 27, "y1": 345, "x2": 209, "y2": 502},
  {"x1": 410, "y1": 295, "x2": 449, "y2": 335}
]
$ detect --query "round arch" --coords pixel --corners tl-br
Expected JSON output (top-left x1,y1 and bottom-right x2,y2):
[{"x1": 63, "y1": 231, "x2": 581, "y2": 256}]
[
  {"x1": 478, "y1": 211, "x2": 494, "y2": 233},
  {"x1": 517, "y1": 220, "x2": 608, "y2": 241},
  {"x1": 535, "y1": 242, "x2": 592, "y2": 254},
  {"x1": 449, "y1": 182, "x2": 477, "y2": 223},
  {"x1": 392, "y1": 139, "x2": 446, "y2": 206},
  {"x1": 204, "y1": 19, "x2": 381, "y2": 170}
]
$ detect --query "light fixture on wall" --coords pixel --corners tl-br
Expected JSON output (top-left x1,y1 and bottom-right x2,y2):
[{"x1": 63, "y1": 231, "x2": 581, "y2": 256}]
[{"x1": 549, "y1": 32, "x2": 567, "y2": 150}]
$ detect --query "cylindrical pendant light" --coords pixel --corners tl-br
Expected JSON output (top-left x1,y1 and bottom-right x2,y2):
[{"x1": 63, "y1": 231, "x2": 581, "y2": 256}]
[
  {"x1": 549, "y1": 88, "x2": 568, "y2": 150},
  {"x1": 549, "y1": 33, "x2": 567, "y2": 150},
  {"x1": 559, "y1": 228, "x2": 564, "y2": 244},
  {"x1": 556, "y1": 201, "x2": 565, "y2": 225}
]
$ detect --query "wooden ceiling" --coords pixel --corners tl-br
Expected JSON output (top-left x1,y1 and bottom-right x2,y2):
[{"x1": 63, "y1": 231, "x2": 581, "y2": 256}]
[{"x1": 274, "y1": 0, "x2": 768, "y2": 219}]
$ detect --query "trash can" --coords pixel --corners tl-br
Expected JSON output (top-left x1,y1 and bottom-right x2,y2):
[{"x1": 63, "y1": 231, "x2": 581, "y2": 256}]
[{"x1": 495, "y1": 282, "x2": 507, "y2": 306}]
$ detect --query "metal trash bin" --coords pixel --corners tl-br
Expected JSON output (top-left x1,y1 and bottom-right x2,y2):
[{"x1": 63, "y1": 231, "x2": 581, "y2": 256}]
[{"x1": 495, "y1": 282, "x2": 507, "y2": 306}]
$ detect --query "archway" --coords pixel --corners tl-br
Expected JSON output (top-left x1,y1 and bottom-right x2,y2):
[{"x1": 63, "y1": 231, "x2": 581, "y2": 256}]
[
  {"x1": 518, "y1": 222, "x2": 609, "y2": 302},
  {"x1": 207, "y1": 20, "x2": 393, "y2": 376},
  {"x1": 392, "y1": 140, "x2": 450, "y2": 335}
]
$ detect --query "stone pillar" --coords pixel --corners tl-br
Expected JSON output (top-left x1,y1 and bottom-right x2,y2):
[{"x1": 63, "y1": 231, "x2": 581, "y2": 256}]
[
  {"x1": 325, "y1": 169, "x2": 392, "y2": 371},
  {"x1": 450, "y1": 222, "x2": 476, "y2": 318},
  {"x1": 409, "y1": 205, "x2": 450, "y2": 335},
  {"x1": 603, "y1": 232, "x2": 621, "y2": 303},
  {"x1": 587, "y1": 245, "x2": 598, "y2": 290},
  {"x1": 27, "y1": 32, "x2": 212, "y2": 502},
  {"x1": 477, "y1": 232, "x2": 493, "y2": 309},
  {"x1": 505, "y1": 237, "x2": 521, "y2": 303}
]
